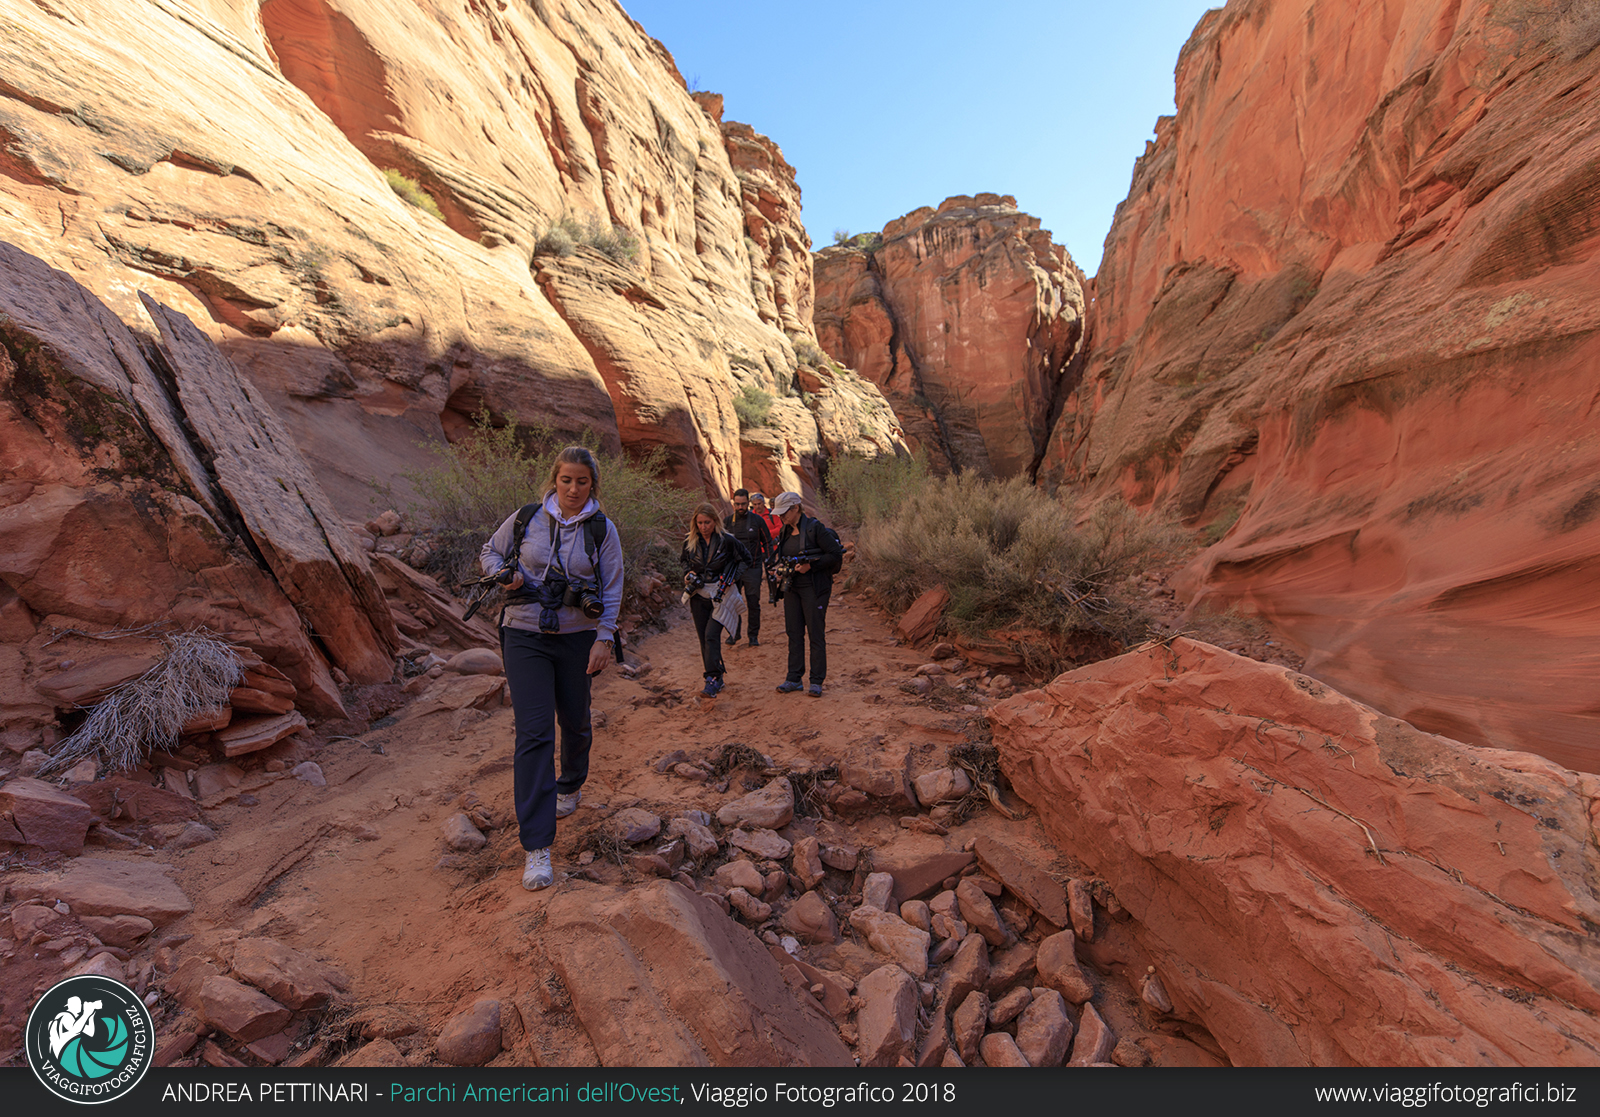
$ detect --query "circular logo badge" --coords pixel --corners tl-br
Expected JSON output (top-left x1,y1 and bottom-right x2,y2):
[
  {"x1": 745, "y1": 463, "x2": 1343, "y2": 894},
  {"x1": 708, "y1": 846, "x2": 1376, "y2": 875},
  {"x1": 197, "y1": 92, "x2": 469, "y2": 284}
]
[{"x1": 25, "y1": 974, "x2": 154, "y2": 1104}]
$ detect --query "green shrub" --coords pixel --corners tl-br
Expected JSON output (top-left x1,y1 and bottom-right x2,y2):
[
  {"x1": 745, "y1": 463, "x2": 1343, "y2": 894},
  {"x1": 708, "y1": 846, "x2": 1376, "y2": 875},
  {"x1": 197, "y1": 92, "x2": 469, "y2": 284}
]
[
  {"x1": 402, "y1": 412, "x2": 695, "y2": 616},
  {"x1": 851, "y1": 474, "x2": 1181, "y2": 657},
  {"x1": 831, "y1": 229, "x2": 882, "y2": 251},
  {"x1": 733, "y1": 383, "x2": 775, "y2": 428},
  {"x1": 384, "y1": 169, "x2": 445, "y2": 221},
  {"x1": 825, "y1": 451, "x2": 927, "y2": 528}
]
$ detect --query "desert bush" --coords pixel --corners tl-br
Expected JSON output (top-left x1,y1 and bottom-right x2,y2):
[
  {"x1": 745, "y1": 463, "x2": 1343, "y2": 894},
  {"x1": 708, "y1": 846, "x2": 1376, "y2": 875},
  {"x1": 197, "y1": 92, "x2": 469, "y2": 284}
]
[
  {"x1": 792, "y1": 337, "x2": 826, "y2": 366},
  {"x1": 402, "y1": 413, "x2": 695, "y2": 615},
  {"x1": 1554, "y1": 0, "x2": 1600, "y2": 58},
  {"x1": 1493, "y1": 0, "x2": 1600, "y2": 61},
  {"x1": 535, "y1": 213, "x2": 639, "y2": 263},
  {"x1": 733, "y1": 383, "x2": 775, "y2": 428},
  {"x1": 824, "y1": 450, "x2": 927, "y2": 528},
  {"x1": 851, "y1": 473, "x2": 1182, "y2": 653},
  {"x1": 384, "y1": 169, "x2": 445, "y2": 221}
]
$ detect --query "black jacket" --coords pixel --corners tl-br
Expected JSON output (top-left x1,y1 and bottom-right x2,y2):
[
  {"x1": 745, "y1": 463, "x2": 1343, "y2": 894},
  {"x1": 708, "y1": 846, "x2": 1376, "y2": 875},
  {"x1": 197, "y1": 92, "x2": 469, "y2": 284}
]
[
  {"x1": 774, "y1": 514, "x2": 845, "y2": 591},
  {"x1": 681, "y1": 531, "x2": 751, "y2": 586},
  {"x1": 724, "y1": 511, "x2": 773, "y2": 565}
]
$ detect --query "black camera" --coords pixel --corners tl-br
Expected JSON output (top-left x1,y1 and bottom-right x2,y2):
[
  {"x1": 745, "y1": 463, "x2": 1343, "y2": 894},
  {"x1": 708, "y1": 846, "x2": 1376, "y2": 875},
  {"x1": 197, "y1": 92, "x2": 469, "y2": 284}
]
[
  {"x1": 564, "y1": 580, "x2": 604, "y2": 619},
  {"x1": 684, "y1": 570, "x2": 705, "y2": 592}
]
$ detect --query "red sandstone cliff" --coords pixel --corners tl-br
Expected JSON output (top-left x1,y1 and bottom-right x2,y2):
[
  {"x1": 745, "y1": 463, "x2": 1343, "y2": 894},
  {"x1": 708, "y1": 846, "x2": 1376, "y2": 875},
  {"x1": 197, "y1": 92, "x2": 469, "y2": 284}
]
[
  {"x1": 1043, "y1": 0, "x2": 1600, "y2": 772},
  {"x1": 813, "y1": 195, "x2": 1086, "y2": 477}
]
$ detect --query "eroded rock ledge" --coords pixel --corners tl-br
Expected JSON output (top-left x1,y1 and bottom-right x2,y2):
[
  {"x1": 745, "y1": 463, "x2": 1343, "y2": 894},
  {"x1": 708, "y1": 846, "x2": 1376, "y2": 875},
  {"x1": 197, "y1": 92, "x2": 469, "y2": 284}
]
[{"x1": 990, "y1": 637, "x2": 1600, "y2": 1066}]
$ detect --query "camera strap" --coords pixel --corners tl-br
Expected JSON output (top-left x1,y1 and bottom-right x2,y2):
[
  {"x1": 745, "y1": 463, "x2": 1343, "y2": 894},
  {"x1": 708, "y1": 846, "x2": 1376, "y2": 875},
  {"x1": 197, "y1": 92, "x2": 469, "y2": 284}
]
[{"x1": 493, "y1": 504, "x2": 621, "y2": 661}]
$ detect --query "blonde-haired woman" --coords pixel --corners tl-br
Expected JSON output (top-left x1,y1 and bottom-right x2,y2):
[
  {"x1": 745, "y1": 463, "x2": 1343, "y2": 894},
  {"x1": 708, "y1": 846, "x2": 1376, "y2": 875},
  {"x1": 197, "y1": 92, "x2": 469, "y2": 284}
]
[
  {"x1": 480, "y1": 446, "x2": 623, "y2": 891},
  {"x1": 680, "y1": 502, "x2": 751, "y2": 698}
]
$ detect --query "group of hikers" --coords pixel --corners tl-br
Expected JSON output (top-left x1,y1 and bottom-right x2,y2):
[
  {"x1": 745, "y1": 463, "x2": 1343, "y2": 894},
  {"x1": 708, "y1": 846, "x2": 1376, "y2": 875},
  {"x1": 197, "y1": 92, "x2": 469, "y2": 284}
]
[{"x1": 478, "y1": 447, "x2": 843, "y2": 892}]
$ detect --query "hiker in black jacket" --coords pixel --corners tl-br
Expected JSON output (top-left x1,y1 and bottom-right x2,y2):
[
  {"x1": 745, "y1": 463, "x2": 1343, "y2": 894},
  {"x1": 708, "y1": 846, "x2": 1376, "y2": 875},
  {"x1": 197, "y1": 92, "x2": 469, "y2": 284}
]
[
  {"x1": 723, "y1": 488, "x2": 772, "y2": 647},
  {"x1": 769, "y1": 491, "x2": 845, "y2": 697},
  {"x1": 681, "y1": 502, "x2": 751, "y2": 698}
]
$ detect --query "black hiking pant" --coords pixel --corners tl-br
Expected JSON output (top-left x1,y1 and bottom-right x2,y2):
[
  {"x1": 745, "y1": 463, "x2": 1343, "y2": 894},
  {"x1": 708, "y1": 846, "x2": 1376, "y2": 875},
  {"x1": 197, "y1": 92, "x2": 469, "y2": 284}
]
[
  {"x1": 689, "y1": 594, "x2": 726, "y2": 681},
  {"x1": 783, "y1": 578, "x2": 829, "y2": 685}
]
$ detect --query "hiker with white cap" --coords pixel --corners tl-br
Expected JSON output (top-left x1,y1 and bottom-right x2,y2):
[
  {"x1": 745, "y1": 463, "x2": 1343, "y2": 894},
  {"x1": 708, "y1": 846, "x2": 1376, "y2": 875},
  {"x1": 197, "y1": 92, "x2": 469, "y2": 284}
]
[{"x1": 768, "y1": 491, "x2": 845, "y2": 697}]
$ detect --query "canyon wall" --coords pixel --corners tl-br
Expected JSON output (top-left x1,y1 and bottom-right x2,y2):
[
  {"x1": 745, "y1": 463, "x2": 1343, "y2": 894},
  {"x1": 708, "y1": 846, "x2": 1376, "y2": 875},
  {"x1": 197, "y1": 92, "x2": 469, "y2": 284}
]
[
  {"x1": 1041, "y1": 0, "x2": 1600, "y2": 772},
  {"x1": 0, "y1": 0, "x2": 903, "y2": 517},
  {"x1": 813, "y1": 195, "x2": 1086, "y2": 477}
]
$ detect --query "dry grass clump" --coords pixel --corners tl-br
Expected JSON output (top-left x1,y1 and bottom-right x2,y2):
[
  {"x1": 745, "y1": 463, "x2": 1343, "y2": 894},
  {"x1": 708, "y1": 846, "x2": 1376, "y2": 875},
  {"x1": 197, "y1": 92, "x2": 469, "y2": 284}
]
[
  {"x1": 709, "y1": 742, "x2": 769, "y2": 780},
  {"x1": 851, "y1": 472, "x2": 1181, "y2": 650},
  {"x1": 40, "y1": 631, "x2": 243, "y2": 776},
  {"x1": 789, "y1": 764, "x2": 840, "y2": 819}
]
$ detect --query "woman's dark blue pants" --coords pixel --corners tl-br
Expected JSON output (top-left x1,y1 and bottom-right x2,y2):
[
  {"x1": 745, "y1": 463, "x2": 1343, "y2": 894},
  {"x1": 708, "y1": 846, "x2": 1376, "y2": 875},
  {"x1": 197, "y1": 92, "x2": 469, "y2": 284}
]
[{"x1": 501, "y1": 626, "x2": 594, "y2": 851}]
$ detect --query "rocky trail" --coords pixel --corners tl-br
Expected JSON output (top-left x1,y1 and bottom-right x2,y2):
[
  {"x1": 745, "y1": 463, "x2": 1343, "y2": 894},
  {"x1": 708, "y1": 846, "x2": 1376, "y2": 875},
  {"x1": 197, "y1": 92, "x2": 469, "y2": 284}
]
[{"x1": 1, "y1": 585, "x2": 1227, "y2": 1070}]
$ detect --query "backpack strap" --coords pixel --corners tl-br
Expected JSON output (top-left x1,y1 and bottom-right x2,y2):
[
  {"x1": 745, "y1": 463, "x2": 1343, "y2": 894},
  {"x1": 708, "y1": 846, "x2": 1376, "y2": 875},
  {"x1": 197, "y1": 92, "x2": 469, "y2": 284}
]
[{"x1": 543, "y1": 507, "x2": 608, "y2": 570}]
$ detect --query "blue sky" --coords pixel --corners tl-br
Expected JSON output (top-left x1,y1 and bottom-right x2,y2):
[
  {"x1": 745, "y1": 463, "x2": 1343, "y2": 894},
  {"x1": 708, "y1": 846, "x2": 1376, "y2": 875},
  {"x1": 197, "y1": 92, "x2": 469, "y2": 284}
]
[{"x1": 622, "y1": 0, "x2": 1220, "y2": 276}]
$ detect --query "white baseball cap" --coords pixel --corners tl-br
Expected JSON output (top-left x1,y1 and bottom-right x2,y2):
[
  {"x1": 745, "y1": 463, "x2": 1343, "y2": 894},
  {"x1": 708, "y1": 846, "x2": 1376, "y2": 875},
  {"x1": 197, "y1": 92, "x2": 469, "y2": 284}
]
[{"x1": 771, "y1": 492, "x2": 803, "y2": 515}]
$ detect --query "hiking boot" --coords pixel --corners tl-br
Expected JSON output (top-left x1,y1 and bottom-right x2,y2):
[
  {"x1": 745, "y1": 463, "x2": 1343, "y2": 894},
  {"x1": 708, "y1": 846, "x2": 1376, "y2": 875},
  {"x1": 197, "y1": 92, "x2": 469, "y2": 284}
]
[
  {"x1": 522, "y1": 847, "x2": 553, "y2": 891},
  {"x1": 703, "y1": 676, "x2": 723, "y2": 698},
  {"x1": 555, "y1": 790, "x2": 581, "y2": 818},
  {"x1": 807, "y1": 683, "x2": 823, "y2": 698},
  {"x1": 776, "y1": 680, "x2": 803, "y2": 693},
  {"x1": 725, "y1": 635, "x2": 739, "y2": 646},
  {"x1": 748, "y1": 637, "x2": 760, "y2": 647}
]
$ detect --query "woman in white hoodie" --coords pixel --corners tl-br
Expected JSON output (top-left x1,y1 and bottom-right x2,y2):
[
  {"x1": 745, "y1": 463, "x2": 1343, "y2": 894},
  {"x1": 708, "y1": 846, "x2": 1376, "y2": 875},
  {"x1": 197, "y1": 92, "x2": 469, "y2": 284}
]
[{"x1": 480, "y1": 446, "x2": 624, "y2": 891}]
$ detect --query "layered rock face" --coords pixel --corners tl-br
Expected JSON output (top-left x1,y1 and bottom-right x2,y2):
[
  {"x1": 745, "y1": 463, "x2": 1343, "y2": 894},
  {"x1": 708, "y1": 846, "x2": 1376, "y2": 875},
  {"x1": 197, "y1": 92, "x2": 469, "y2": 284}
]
[
  {"x1": 990, "y1": 638, "x2": 1600, "y2": 1066},
  {"x1": 0, "y1": 243, "x2": 396, "y2": 729},
  {"x1": 1037, "y1": 0, "x2": 1600, "y2": 771},
  {"x1": 814, "y1": 195, "x2": 1086, "y2": 477},
  {"x1": 0, "y1": 0, "x2": 902, "y2": 514}
]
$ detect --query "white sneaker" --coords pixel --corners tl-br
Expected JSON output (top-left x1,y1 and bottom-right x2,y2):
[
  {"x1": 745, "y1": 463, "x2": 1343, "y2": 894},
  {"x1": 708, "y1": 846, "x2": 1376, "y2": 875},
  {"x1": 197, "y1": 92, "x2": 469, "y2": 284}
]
[
  {"x1": 522, "y1": 847, "x2": 553, "y2": 891},
  {"x1": 555, "y1": 790, "x2": 581, "y2": 818}
]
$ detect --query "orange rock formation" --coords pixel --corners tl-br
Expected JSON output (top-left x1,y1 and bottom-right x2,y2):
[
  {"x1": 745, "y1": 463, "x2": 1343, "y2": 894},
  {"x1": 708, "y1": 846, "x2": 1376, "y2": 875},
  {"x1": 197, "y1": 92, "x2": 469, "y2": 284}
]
[
  {"x1": 814, "y1": 195, "x2": 1086, "y2": 477},
  {"x1": 991, "y1": 638, "x2": 1600, "y2": 1066},
  {"x1": 1038, "y1": 0, "x2": 1600, "y2": 771}
]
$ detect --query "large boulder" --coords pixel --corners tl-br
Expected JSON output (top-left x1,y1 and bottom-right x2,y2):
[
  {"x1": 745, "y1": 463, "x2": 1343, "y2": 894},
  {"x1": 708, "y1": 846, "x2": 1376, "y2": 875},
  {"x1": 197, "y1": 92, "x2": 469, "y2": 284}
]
[
  {"x1": 991, "y1": 638, "x2": 1600, "y2": 1066},
  {"x1": 541, "y1": 879, "x2": 851, "y2": 1066}
]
